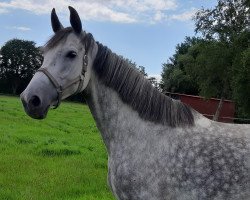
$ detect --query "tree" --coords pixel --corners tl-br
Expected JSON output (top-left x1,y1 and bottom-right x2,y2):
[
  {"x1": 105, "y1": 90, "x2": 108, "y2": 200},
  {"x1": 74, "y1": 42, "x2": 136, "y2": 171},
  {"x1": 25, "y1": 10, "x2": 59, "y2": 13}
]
[
  {"x1": 232, "y1": 47, "x2": 250, "y2": 117},
  {"x1": 194, "y1": 0, "x2": 250, "y2": 42},
  {"x1": 182, "y1": 41, "x2": 235, "y2": 120},
  {"x1": 148, "y1": 76, "x2": 160, "y2": 90},
  {"x1": 160, "y1": 37, "x2": 201, "y2": 95},
  {"x1": 0, "y1": 39, "x2": 42, "y2": 94},
  {"x1": 123, "y1": 57, "x2": 148, "y2": 77},
  {"x1": 188, "y1": 41, "x2": 233, "y2": 99},
  {"x1": 137, "y1": 65, "x2": 148, "y2": 77}
]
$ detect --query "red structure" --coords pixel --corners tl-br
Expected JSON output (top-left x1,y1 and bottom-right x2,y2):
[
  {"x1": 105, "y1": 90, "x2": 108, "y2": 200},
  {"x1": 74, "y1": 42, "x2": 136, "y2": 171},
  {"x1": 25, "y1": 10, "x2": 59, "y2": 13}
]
[{"x1": 165, "y1": 92, "x2": 235, "y2": 123}]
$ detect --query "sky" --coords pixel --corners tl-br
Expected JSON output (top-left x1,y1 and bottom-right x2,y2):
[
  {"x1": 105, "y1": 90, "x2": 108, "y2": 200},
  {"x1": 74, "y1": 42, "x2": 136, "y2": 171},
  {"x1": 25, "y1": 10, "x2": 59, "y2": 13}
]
[{"x1": 0, "y1": 0, "x2": 217, "y2": 80}]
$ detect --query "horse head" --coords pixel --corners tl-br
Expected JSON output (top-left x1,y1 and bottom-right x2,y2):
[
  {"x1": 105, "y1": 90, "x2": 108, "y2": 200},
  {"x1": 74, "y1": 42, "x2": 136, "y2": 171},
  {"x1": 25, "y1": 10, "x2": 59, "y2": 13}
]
[{"x1": 20, "y1": 6, "x2": 98, "y2": 119}]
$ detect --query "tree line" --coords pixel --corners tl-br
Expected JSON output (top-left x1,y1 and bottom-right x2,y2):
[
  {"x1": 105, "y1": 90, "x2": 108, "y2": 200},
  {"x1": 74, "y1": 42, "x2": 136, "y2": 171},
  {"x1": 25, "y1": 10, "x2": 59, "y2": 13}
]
[
  {"x1": 160, "y1": 0, "x2": 250, "y2": 118},
  {"x1": 0, "y1": 39, "x2": 42, "y2": 95}
]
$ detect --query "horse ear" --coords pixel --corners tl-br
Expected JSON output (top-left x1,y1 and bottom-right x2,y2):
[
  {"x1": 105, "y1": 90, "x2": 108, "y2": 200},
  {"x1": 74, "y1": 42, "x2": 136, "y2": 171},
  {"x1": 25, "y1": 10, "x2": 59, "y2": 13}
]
[
  {"x1": 51, "y1": 8, "x2": 63, "y2": 33},
  {"x1": 68, "y1": 6, "x2": 82, "y2": 34}
]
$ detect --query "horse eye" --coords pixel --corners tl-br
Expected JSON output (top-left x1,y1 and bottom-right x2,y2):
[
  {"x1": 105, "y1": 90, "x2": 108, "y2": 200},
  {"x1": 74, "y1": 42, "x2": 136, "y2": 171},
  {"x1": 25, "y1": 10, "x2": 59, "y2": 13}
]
[{"x1": 66, "y1": 51, "x2": 77, "y2": 59}]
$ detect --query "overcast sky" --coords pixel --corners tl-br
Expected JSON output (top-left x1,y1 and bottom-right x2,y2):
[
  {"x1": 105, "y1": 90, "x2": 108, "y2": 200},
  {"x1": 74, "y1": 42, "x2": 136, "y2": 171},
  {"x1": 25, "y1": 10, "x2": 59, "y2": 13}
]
[{"x1": 0, "y1": 0, "x2": 217, "y2": 80}]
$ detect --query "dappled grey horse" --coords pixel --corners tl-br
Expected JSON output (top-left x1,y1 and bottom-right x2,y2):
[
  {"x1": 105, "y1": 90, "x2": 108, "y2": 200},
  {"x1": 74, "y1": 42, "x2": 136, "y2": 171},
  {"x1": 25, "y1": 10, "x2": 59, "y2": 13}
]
[{"x1": 20, "y1": 6, "x2": 250, "y2": 200}]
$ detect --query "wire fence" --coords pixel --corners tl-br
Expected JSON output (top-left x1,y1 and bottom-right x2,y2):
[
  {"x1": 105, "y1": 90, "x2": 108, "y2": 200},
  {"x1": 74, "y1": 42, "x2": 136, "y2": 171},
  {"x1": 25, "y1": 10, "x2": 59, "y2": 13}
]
[{"x1": 203, "y1": 114, "x2": 250, "y2": 124}]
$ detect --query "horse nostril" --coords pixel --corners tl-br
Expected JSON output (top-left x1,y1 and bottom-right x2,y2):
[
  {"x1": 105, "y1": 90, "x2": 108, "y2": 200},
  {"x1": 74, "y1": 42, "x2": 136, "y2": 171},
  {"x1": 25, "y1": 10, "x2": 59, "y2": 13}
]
[{"x1": 29, "y1": 95, "x2": 41, "y2": 107}]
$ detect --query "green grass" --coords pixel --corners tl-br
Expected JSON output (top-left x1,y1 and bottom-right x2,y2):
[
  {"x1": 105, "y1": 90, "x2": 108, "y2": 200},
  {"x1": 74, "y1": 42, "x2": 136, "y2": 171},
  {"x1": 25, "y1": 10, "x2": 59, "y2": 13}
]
[{"x1": 0, "y1": 95, "x2": 115, "y2": 200}]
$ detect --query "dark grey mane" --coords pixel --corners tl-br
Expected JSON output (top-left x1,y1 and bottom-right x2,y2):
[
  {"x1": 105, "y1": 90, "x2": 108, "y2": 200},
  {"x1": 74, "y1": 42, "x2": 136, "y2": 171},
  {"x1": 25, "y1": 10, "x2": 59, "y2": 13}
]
[{"x1": 93, "y1": 43, "x2": 194, "y2": 127}]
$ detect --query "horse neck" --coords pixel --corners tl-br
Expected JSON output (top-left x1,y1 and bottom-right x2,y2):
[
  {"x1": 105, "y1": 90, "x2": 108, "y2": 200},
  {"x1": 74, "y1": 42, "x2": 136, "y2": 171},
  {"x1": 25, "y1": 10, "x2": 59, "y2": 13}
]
[{"x1": 84, "y1": 72, "x2": 153, "y2": 153}]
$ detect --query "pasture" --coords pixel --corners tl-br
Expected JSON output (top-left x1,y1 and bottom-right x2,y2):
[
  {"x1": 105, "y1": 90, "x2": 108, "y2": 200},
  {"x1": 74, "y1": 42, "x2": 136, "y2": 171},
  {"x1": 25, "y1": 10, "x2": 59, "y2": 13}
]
[{"x1": 0, "y1": 95, "x2": 114, "y2": 200}]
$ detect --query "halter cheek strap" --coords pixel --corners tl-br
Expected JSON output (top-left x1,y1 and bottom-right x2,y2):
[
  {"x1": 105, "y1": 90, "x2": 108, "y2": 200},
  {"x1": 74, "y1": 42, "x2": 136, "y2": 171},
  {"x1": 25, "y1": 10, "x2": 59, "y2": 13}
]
[{"x1": 37, "y1": 54, "x2": 88, "y2": 109}]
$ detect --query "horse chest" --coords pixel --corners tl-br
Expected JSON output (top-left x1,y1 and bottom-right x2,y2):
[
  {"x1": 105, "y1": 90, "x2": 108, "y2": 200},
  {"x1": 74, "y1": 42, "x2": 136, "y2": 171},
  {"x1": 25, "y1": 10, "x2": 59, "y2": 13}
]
[
  {"x1": 107, "y1": 139, "x2": 166, "y2": 200},
  {"x1": 108, "y1": 155, "x2": 164, "y2": 200}
]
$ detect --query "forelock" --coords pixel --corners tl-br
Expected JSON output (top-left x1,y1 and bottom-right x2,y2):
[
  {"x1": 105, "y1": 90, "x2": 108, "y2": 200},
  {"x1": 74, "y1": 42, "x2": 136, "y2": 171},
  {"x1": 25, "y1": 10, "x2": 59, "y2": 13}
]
[
  {"x1": 43, "y1": 27, "x2": 94, "y2": 54},
  {"x1": 44, "y1": 27, "x2": 74, "y2": 50}
]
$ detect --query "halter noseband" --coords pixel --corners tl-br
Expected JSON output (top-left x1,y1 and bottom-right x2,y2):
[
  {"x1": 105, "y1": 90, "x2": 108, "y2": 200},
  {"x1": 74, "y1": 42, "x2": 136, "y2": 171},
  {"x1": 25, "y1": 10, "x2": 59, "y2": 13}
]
[{"x1": 37, "y1": 54, "x2": 88, "y2": 108}]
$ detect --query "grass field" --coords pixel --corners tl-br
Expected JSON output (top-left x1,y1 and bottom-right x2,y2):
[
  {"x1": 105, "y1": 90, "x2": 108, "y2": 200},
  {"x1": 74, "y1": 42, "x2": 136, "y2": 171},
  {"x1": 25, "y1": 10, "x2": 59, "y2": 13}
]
[{"x1": 0, "y1": 95, "x2": 115, "y2": 200}]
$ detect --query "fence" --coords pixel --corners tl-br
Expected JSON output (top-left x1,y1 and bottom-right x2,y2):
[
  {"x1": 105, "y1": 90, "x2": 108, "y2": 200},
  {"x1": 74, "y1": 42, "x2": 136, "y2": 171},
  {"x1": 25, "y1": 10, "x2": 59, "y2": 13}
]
[{"x1": 164, "y1": 92, "x2": 250, "y2": 124}]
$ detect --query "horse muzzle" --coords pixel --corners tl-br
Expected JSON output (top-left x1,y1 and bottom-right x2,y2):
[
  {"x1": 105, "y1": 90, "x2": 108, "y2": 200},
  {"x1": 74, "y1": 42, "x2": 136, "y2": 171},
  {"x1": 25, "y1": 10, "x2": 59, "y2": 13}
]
[{"x1": 20, "y1": 92, "x2": 51, "y2": 119}]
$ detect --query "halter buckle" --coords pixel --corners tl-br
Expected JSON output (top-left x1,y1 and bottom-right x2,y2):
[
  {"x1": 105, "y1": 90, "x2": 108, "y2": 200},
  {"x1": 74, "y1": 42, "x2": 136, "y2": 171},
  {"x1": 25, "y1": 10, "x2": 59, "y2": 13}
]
[
  {"x1": 83, "y1": 54, "x2": 88, "y2": 73},
  {"x1": 83, "y1": 54, "x2": 88, "y2": 66}
]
